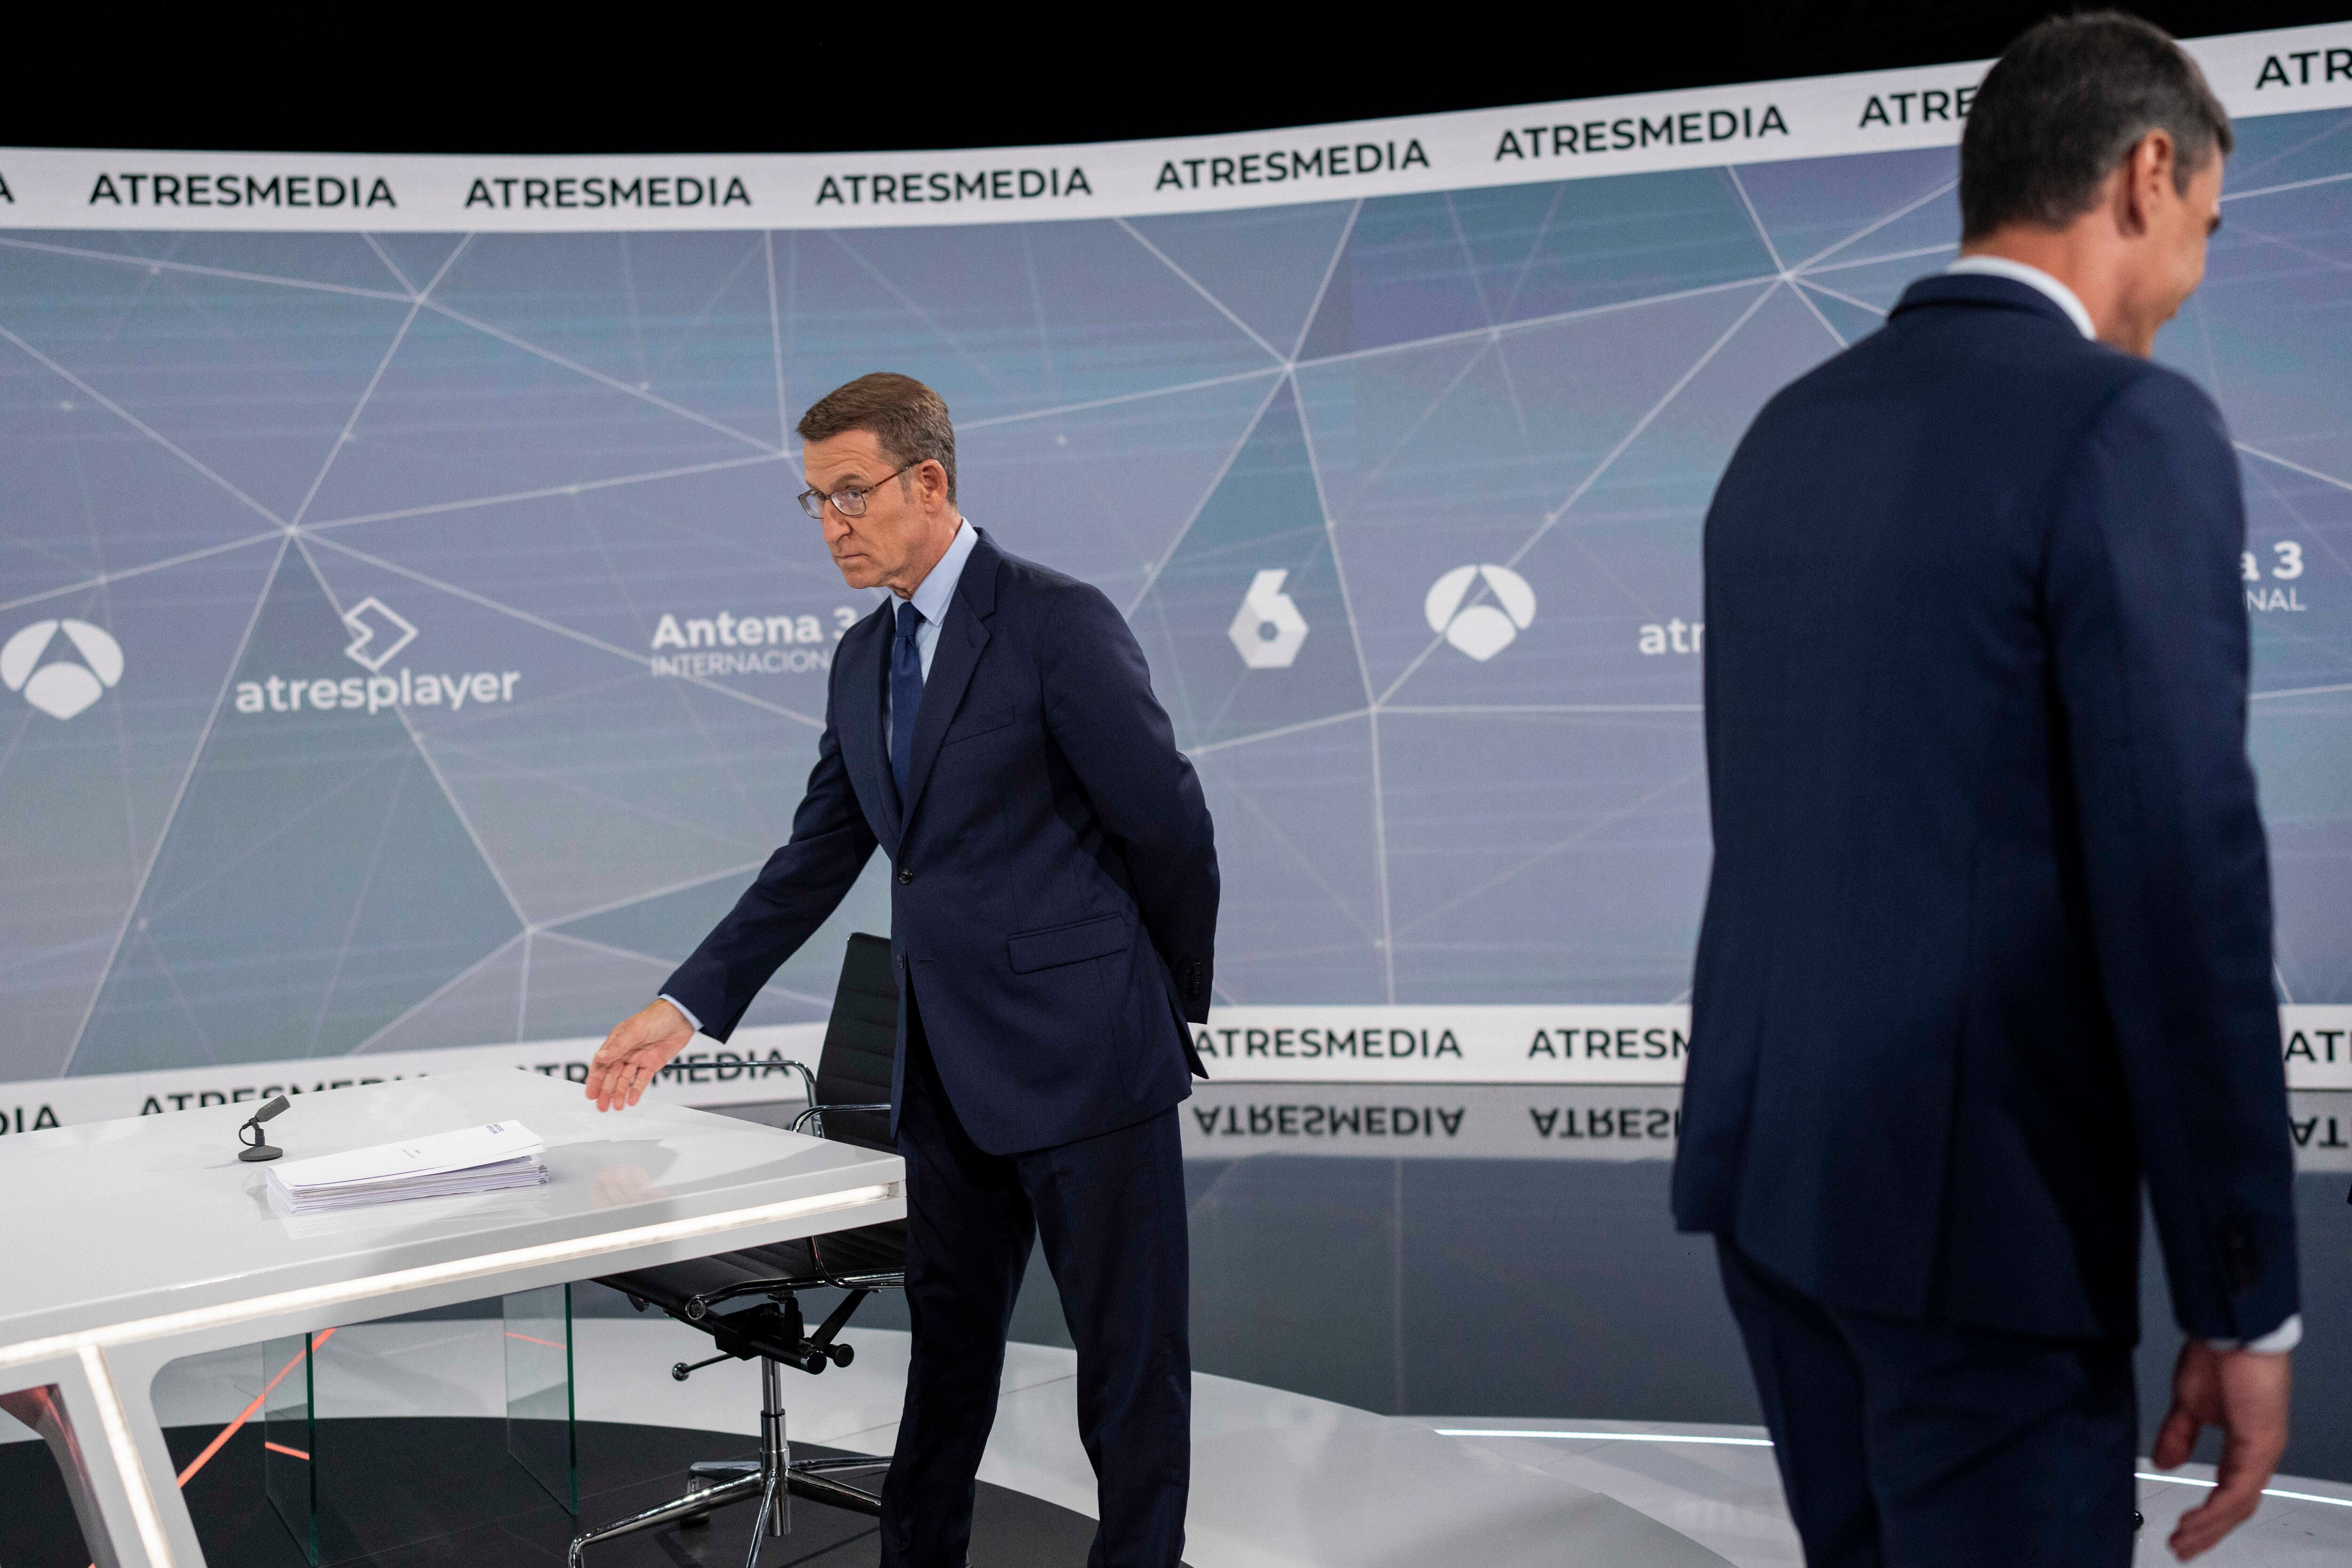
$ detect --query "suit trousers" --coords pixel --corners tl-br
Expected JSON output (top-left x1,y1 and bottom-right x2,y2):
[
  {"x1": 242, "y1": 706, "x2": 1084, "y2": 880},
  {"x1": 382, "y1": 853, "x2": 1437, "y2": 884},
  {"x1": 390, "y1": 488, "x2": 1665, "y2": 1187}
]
[
  {"x1": 1717, "y1": 1239, "x2": 2137, "y2": 1567},
  {"x1": 879, "y1": 1001, "x2": 1192, "y2": 1568}
]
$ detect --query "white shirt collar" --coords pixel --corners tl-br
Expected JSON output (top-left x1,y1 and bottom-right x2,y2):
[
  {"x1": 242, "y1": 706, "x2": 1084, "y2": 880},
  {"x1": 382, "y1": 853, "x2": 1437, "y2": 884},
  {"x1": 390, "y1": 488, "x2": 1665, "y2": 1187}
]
[
  {"x1": 904, "y1": 517, "x2": 977, "y2": 627},
  {"x1": 1944, "y1": 255, "x2": 2097, "y2": 340}
]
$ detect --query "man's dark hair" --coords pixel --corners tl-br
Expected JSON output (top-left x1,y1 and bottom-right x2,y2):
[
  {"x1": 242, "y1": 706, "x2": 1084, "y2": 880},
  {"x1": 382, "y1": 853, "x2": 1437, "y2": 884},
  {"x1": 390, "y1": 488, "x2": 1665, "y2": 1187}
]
[
  {"x1": 797, "y1": 371, "x2": 957, "y2": 501},
  {"x1": 1960, "y1": 11, "x2": 2232, "y2": 240}
]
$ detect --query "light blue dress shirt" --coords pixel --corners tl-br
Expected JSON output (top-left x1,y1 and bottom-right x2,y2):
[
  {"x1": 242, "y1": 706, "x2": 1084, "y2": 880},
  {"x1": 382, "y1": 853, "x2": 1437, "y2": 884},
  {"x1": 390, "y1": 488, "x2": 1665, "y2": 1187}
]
[{"x1": 884, "y1": 517, "x2": 979, "y2": 761}]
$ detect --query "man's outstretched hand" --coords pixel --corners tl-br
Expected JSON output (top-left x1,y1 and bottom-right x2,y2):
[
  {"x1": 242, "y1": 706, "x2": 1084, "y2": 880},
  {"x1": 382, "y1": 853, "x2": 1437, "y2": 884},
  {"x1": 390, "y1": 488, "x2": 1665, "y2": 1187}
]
[
  {"x1": 2154, "y1": 1337, "x2": 2292, "y2": 1560},
  {"x1": 585, "y1": 998, "x2": 696, "y2": 1111}
]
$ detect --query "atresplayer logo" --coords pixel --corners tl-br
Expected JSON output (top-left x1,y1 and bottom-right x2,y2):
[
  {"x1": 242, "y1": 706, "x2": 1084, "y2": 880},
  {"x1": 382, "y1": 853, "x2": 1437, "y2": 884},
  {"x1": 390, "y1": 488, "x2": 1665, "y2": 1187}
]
[
  {"x1": 234, "y1": 595, "x2": 521, "y2": 716},
  {"x1": 1424, "y1": 565, "x2": 1536, "y2": 661},
  {"x1": 1, "y1": 619, "x2": 125, "y2": 720},
  {"x1": 341, "y1": 597, "x2": 417, "y2": 671}
]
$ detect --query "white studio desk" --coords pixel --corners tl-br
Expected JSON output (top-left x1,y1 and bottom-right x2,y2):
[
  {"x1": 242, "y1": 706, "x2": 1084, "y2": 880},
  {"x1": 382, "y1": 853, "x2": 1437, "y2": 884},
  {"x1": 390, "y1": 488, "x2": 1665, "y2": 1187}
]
[{"x1": 0, "y1": 1067, "x2": 905, "y2": 1568}]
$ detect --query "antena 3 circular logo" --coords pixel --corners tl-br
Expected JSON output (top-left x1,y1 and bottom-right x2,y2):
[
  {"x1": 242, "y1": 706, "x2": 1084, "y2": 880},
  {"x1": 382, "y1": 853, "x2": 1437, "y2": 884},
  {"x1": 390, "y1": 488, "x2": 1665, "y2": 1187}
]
[
  {"x1": 2, "y1": 619, "x2": 124, "y2": 720},
  {"x1": 1424, "y1": 565, "x2": 1536, "y2": 661}
]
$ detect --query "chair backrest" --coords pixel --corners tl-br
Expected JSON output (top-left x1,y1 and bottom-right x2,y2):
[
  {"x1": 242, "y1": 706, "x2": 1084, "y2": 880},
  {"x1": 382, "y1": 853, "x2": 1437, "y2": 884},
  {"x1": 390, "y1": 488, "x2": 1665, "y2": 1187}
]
[{"x1": 814, "y1": 932, "x2": 897, "y2": 1152}]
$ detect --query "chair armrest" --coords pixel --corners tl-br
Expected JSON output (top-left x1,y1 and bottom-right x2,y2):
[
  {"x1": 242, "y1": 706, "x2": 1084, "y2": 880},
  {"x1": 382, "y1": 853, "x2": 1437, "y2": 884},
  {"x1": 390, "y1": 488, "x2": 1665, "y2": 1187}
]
[
  {"x1": 776, "y1": 1059, "x2": 818, "y2": 1107},
  {"x1": 790, "y1": 1102, "x2": 892, "y2": 1137}
]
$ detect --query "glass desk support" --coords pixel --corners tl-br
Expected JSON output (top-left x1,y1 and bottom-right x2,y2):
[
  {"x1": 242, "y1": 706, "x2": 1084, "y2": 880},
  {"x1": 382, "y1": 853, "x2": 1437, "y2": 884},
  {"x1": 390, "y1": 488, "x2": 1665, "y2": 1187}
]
[{"x1": 256, "y1": 1287, "x2": 577, "y2": 1564}]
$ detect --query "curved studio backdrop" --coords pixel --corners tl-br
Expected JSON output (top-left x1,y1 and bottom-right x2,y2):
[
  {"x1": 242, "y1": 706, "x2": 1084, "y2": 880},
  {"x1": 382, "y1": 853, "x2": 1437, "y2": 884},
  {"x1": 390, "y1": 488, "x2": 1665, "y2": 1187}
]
[{"x1": 4, "y1": 21, "x2": 2352, "y2": 1126}]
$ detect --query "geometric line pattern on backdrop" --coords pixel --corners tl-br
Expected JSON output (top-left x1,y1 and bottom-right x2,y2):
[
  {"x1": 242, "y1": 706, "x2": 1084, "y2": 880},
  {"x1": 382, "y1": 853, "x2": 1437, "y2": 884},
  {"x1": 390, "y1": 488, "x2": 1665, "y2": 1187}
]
[{"x1": 7, "y1": 112, "x2": 2352, "y2": 1075}]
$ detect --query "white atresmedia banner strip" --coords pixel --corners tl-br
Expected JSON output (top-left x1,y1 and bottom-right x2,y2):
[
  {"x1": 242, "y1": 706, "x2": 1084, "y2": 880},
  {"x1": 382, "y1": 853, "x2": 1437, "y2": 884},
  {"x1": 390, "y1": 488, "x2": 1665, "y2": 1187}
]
[
  {"x1": 0, "y1": 1026, "x2": 828, "y2": 1135},
  {"x1": 2, "y1": 1003, "x2": 2344, "y2": 1132},
  {"x1": 1190, "y1": 1004, "x2": 2352, "y2": 1090},
  {"x1": 0, "y1": 25, "x2": 2344, "y2": 233}
]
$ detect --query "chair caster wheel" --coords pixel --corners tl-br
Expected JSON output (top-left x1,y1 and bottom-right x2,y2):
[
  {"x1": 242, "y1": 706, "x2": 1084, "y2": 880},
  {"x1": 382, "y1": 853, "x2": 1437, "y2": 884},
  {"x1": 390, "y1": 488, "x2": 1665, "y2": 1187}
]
[{"x1": 2134, "y1": 1510, "x2": 2144, "y2": 1531}]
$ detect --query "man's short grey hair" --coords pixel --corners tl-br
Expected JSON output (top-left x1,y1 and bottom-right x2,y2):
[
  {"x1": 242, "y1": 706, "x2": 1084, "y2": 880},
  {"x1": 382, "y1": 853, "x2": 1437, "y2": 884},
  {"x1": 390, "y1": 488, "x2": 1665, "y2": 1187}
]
[
  {"x1": 797, "y1": 372, "x2": 957, "y2": 502},
  {"x1": 1960, "y1": 12, "x2": 2233, "y2": 241}
]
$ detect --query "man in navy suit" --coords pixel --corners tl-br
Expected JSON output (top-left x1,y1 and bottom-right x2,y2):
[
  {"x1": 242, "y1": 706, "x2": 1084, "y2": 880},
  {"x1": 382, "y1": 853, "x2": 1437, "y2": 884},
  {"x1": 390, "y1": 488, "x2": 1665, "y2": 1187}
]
[
  {"x1": 1673, "y1": 16, "x2": 2297, "y2": 1566},
  {"x1": 587, "y1": 372, "x2": 1218, "y2": 1568}
]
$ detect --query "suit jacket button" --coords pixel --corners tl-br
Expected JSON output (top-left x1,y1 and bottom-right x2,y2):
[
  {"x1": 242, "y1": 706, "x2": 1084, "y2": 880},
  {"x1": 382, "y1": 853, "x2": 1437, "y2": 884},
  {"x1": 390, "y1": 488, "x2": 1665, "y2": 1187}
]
[{"x1": 897, "y1": 867, "x2": 914, "y2": 884}]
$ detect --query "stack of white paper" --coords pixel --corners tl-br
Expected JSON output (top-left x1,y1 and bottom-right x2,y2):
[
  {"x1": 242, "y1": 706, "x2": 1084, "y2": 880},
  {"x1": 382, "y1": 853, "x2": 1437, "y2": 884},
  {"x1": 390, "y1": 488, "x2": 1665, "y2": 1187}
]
[{"x1": 265, "y1": 1122, "x2": 548, "y2": 1214}]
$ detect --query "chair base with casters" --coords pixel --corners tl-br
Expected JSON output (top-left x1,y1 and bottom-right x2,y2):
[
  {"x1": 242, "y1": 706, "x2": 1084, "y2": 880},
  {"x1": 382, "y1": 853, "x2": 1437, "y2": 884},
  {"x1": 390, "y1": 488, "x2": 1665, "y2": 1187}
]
[
  {"x1": 568, "y1": 933, "x2": 908, "y2": 1567},
  {"x1": 564, "y1": 1351, "x2": 891, "y2": 1568},
  {"x1": 565, "y1": 1178, "x2": 906, "y2": 1566}
]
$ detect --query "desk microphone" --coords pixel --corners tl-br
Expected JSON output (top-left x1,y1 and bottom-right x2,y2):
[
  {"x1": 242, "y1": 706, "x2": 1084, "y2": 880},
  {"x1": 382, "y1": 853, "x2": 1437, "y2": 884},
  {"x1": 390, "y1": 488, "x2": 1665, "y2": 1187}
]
[{"x1": 238, "y1": 1096, "x2": 291, "y2": 1163}]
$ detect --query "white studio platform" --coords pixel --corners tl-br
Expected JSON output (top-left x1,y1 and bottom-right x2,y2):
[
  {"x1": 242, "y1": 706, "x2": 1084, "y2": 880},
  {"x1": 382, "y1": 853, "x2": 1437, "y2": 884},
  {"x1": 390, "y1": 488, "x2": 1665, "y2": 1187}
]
[
  {"x1": 38, "y1": 1314, "x2": 2348, "y2": 1568},
  {"x1": 0, "y1": 1070, "x2": 905, "y2": 1568}
]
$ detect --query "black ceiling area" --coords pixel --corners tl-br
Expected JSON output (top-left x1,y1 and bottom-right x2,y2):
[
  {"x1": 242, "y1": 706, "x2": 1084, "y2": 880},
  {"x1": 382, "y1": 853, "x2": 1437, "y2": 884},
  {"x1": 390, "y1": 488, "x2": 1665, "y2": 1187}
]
[{"x1": 7, "y1": 3, "x2": 2348, "y2": 155}]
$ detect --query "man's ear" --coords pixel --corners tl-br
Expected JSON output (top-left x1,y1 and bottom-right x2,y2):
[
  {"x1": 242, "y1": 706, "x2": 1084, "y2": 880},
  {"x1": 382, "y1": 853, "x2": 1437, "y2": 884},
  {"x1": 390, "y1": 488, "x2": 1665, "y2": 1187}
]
[{"x1": 2121, "y1": 129, "x2": 2177, "y2": 238}]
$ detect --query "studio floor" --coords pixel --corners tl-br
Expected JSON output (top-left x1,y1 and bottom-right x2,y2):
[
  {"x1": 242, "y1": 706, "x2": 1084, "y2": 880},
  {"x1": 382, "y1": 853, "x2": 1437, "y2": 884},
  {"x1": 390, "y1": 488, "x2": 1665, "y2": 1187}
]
[
  {"x1": 7, "y1": 1089, "x2": 2349, "y2": 1565},
  {"x1": 8, "y1": 1315, "x2": 2352, "y2": 1567}
]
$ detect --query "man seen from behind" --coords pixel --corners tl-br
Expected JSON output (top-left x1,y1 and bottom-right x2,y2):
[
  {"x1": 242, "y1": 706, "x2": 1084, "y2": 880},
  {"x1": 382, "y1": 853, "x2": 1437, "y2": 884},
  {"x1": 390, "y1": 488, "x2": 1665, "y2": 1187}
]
[{"x1": 1674, "y1": 15, "x2": 2298, "y2": 1565}]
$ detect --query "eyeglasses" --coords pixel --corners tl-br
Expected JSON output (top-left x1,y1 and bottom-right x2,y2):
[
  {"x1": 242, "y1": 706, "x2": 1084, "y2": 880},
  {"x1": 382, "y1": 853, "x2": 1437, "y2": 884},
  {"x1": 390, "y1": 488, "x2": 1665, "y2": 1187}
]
[{"x1": 797, "y1": 463, "x2": 914, "y2": 520}]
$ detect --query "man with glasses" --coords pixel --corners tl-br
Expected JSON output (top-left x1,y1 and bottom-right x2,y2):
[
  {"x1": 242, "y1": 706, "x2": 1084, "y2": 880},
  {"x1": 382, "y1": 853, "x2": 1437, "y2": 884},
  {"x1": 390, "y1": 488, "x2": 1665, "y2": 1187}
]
[{"x1": 585, "y1": 371, "x2": 1219, "y2": 1568}]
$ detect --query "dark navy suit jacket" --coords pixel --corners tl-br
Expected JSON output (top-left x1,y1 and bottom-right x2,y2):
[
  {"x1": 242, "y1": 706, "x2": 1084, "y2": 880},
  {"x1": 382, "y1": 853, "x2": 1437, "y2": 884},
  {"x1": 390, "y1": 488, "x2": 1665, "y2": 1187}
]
[
  {"x1": 1672, "y1": 273, "x2": 2298, "y2": 1345},
  {"x1": 665, "y1": 529, "x2": 1219, "y2": 1154}
]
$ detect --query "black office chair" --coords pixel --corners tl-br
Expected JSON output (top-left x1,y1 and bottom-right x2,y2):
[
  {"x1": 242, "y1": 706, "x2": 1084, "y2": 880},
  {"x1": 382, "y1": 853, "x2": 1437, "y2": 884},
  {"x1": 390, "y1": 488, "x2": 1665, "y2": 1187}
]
[{"x1": 568, "y1": 933, "x2": 906, "y2": 1568}]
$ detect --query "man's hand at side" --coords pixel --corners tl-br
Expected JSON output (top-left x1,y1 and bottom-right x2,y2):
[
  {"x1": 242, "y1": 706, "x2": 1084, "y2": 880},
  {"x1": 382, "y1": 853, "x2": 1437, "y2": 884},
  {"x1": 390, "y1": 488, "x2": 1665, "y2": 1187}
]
[
  {"x1": 585, "y1": 998, "x2": 697, "y2": 1112},
  {"x1": 2154, "y1": 1338, "x2": 2292, "y2": 1560}
]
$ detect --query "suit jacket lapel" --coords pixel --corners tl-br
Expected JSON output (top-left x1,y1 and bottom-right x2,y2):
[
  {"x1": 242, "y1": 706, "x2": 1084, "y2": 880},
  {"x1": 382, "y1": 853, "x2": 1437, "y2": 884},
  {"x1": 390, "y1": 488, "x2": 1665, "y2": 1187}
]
[
  {"x1": 835, "y1": 605, "x2": 900, "y2": 852},
  {"x1": 900, "y1": 535, "x2": 999, "y2": 830}
]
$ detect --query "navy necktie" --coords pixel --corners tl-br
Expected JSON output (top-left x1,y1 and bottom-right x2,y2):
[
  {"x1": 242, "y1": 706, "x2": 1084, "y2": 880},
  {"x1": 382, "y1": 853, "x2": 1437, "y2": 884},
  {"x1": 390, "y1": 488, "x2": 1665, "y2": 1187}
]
[{"x1": 890, "y1": 599, "x2": 923, "y2": 805}]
